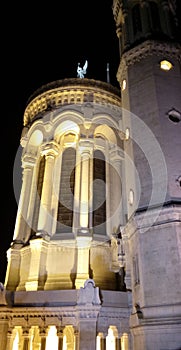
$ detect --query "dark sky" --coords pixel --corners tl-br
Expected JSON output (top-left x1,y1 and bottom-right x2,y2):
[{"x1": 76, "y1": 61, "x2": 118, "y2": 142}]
[{"x1": 1, "y1": 1, "x2": 120, "y2": 282}]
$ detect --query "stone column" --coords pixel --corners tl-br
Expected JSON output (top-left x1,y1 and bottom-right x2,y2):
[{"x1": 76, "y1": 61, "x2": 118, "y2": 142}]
[
  {"x1": 77, "y1": 280, "x2": 101, "y2": 350},
  {"x1": 79, "y1": 150, "x2": 90, "y2": 229},
  {"x1": 116, "y1": 26, "x2": 123, "y2": 56},
  {"x1": 121, "y1": 332, "x2": 129, "y2": 350},
  {"x1": 37, "y1": 141, "x2": 59, "y2": 237},
  {"x1": 25, "y1": 238, "x2": 49, "y2": 291},
  {"x1": 13, "y1": 154, "x2": 36, "y2": 243},
  {"x1": 78, "y1": 314, "x2": 99, "y2": 350},
  {"x1": 5, "y1": 328, "x2": 14, "y2": 350},
  {"x1": 22, "y1": 327, "x2": 31, "y2": 350},
  {"x1": 4, "y1": 247, "x2": 21, "y2": 290},
  {"x1": 56, "y1": 327, "x2": 64, "y2": 350},
  {"x1": 75, "y1": 238, "x2": 92, "y2": 289},
  {"x1": 39, "y1": 327, "x2": 48, "y2": 350},
  {"x1": 116, "y1": 337, "x2": 121, "y2": 350},
  {"x1": 74, "y1": 329, "x2": 80, "y2": 350},
  {"x1": 100, "y1": 336, "x2": 106, "y2": 350},
  {"x1": 73, "y1": 149, "x2": 81, "y2": 232},
  {"x1": 75, "y1": 142, "x2": 93, "y2": 289},
  {"x1": 97, "y1": 332, "x2": 106, "y2": 350}
]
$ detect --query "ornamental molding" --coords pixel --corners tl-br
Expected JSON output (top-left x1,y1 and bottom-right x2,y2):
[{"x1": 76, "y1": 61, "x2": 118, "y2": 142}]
[
  {"x1": 117, "y1": 40, "x2": 181, "y2": 80},
  {"x1": 23, "y1": 79, "x2": 122, "y2": 127},
  {"x1": 0, "y1": 305, "x2": 129, "y2": 327}
]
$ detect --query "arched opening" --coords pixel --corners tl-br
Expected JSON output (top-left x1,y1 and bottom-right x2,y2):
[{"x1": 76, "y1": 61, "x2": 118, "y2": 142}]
[
  {"x1": 132, "y1": 4, "x2": 142, "y2": 37},
  {"x1": 46, "y1": 326, "x2": 58, "y2": 349},
  {"x1": 148, "y1": 1, "x2": 161, "y2": 35}
]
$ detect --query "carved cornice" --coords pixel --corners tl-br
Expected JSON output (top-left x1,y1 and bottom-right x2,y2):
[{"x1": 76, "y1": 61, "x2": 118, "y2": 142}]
[
  {"x1": 23, "y1": 78, "x2": 121, "y2": 127},
  {"x1": 117, "y1": 40, "x2": 181, "y2": 80},
  {"x1": 0, "y1": 303, "x2": 129, "y2": 327}
]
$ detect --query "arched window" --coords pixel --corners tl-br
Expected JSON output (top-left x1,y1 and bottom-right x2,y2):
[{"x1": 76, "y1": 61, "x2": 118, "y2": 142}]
[
  {"x1": 148, "y1": 1, "x2": 161, "y2": 34},
  {"x1": 31, "y1": 155, "x2": 45, "y2": 236},
  {"x1": 132, "y1": 4, "x2": 142, "y2": 37},
  {"x1": 93, "y1": 150, "x2": 106, "y2": 235},
  {"x1": 57, "y1": 148, "x2": 76, "y2": 233}
]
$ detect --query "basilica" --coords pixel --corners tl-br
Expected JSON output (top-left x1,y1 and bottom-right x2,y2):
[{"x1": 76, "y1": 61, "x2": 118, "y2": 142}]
[{"x1": 0, "y1": 1, "x2": 181, "y2": 349}]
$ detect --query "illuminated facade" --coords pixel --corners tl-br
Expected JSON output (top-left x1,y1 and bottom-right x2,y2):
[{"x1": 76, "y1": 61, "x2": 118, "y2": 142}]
[
  {"x1": 0, "y1": 79, "x2": 130, "y2": 350},
  {"x1": 0, "y1": 1, "x2": 181, "y2": 350}
]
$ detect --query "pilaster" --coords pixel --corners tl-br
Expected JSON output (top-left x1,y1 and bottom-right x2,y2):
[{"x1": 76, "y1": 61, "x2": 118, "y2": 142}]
[
  {"x1": 13, "y1": 154, "x2": 36, "y2": 243},
  {"x1": 25, "y1": 238, "x2": 49, "y2": 291},
  {"x1": 75, "y1": 233, "x2": 92, "y2": 289},
  {"x1": 37, "y1": 141, "x2": 59, "y2": 236},
  {"x1": 5, "y1": 247, "x2": 22, "y2": 291}
]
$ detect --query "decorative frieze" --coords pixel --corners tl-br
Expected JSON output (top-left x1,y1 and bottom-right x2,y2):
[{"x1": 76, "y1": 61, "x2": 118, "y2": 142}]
[{"x1": 117, "y1": 40, "x2": 181, "y2": 80}]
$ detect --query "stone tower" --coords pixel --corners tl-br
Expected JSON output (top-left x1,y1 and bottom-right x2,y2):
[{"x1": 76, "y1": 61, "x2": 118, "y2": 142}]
[
  {"x1": 112, "y1": 0, "x2": 181, "y2": 349},
  {"x1": 0, "y1": 79, "x2": 131, "y2": 349}
]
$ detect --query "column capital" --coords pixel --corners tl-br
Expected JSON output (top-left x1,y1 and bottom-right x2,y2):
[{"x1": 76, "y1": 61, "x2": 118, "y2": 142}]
[
  {"x1": 56, "y1": 326, "x2": 64, "y2": 337},
  {"x1": 40, "y1": 141, "x2": 59, "y2": 157},
  {"x1": 22, "y1": 326, "x2": 31, "y2": 335},
  {"x1": 39, "y1": 326, "x2": 49, "y2": 337},
  {"x1": 22, "y1": 154, "x2": 37, "y2": 167}
]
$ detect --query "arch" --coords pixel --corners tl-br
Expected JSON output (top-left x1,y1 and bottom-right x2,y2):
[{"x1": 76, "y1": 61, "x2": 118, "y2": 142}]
[
  {"x1": 12, "y1": 331, "x2": 19, "y2": 350},
  {"x1": 94, "y1": 124, "x2": 117, "y2": 145},
  {"x1": 28, "y1": 129, "x2": 43, "y2": 146},
  {"x1": 24, "y1": 121, "x2": 45, "y2": 153},
  {"x1": 12, "y1": 327, "x2": 21, "y2": 350},
  {"x1": 46, "y1": 326, "x2": 58, "y2": 350},
  {"x1": 54, "y1": 120, "x2": 80, "y2": 143},
  {"x1": 106, "y1": 325, "x2": 118, "y2": 350},
  {"x1": 63, "y1": 325, "x2": 75, "y2": 350}
]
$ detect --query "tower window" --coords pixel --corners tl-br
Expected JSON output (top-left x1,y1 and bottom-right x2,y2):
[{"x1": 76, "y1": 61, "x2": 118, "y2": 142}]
[
  {"x1": 93, "y1": 150, "x2": 106, "y2": 235},
  {"x1": 132, "y1": 4, "x2": 142, "y2": 36},
  {"x1": 57, "y1": 147, "x2": 76, "y2": 233},
  {"x1": 148, "y1": 1, "x2": 161, "y2": 34},
  {"x1": 133, "y1": 255, "x2": 140, "y2": 285}
]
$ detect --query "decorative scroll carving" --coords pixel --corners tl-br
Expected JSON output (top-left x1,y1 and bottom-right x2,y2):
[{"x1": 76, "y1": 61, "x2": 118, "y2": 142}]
[{"x1": 77, "y1": 279, "x2": 101, "y2": 305}]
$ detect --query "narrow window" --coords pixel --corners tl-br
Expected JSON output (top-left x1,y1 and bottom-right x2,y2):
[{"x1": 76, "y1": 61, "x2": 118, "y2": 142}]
[
  {"x1": 132, "y1": 4, "x2": 142, "y2": 36},
  {"x1": 57, "y1": 148, "x2": 76, "y2": 233},
  {"x1": 148, "y1": 1, "x2": 161, "y2": 34},
  {"x1": 93, "y1": 150, "x2": 106, "y2": 235},
  {"x1": 133, "y1": 254, "x2": 140, "y2": 285}
]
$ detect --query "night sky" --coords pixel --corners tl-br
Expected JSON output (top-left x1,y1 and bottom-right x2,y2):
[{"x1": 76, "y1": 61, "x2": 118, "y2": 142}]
[{"x1": 1, "y1": 1, "x2": 120, "y2": 282}]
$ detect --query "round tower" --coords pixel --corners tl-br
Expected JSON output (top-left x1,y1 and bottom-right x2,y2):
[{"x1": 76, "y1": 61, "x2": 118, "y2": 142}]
[
  {"x1": 2, "y1": 78, "x2": 132, "y2": 349},
  {"x1": 5, "y1": 78, "x2": 128, "y2": 293}
]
